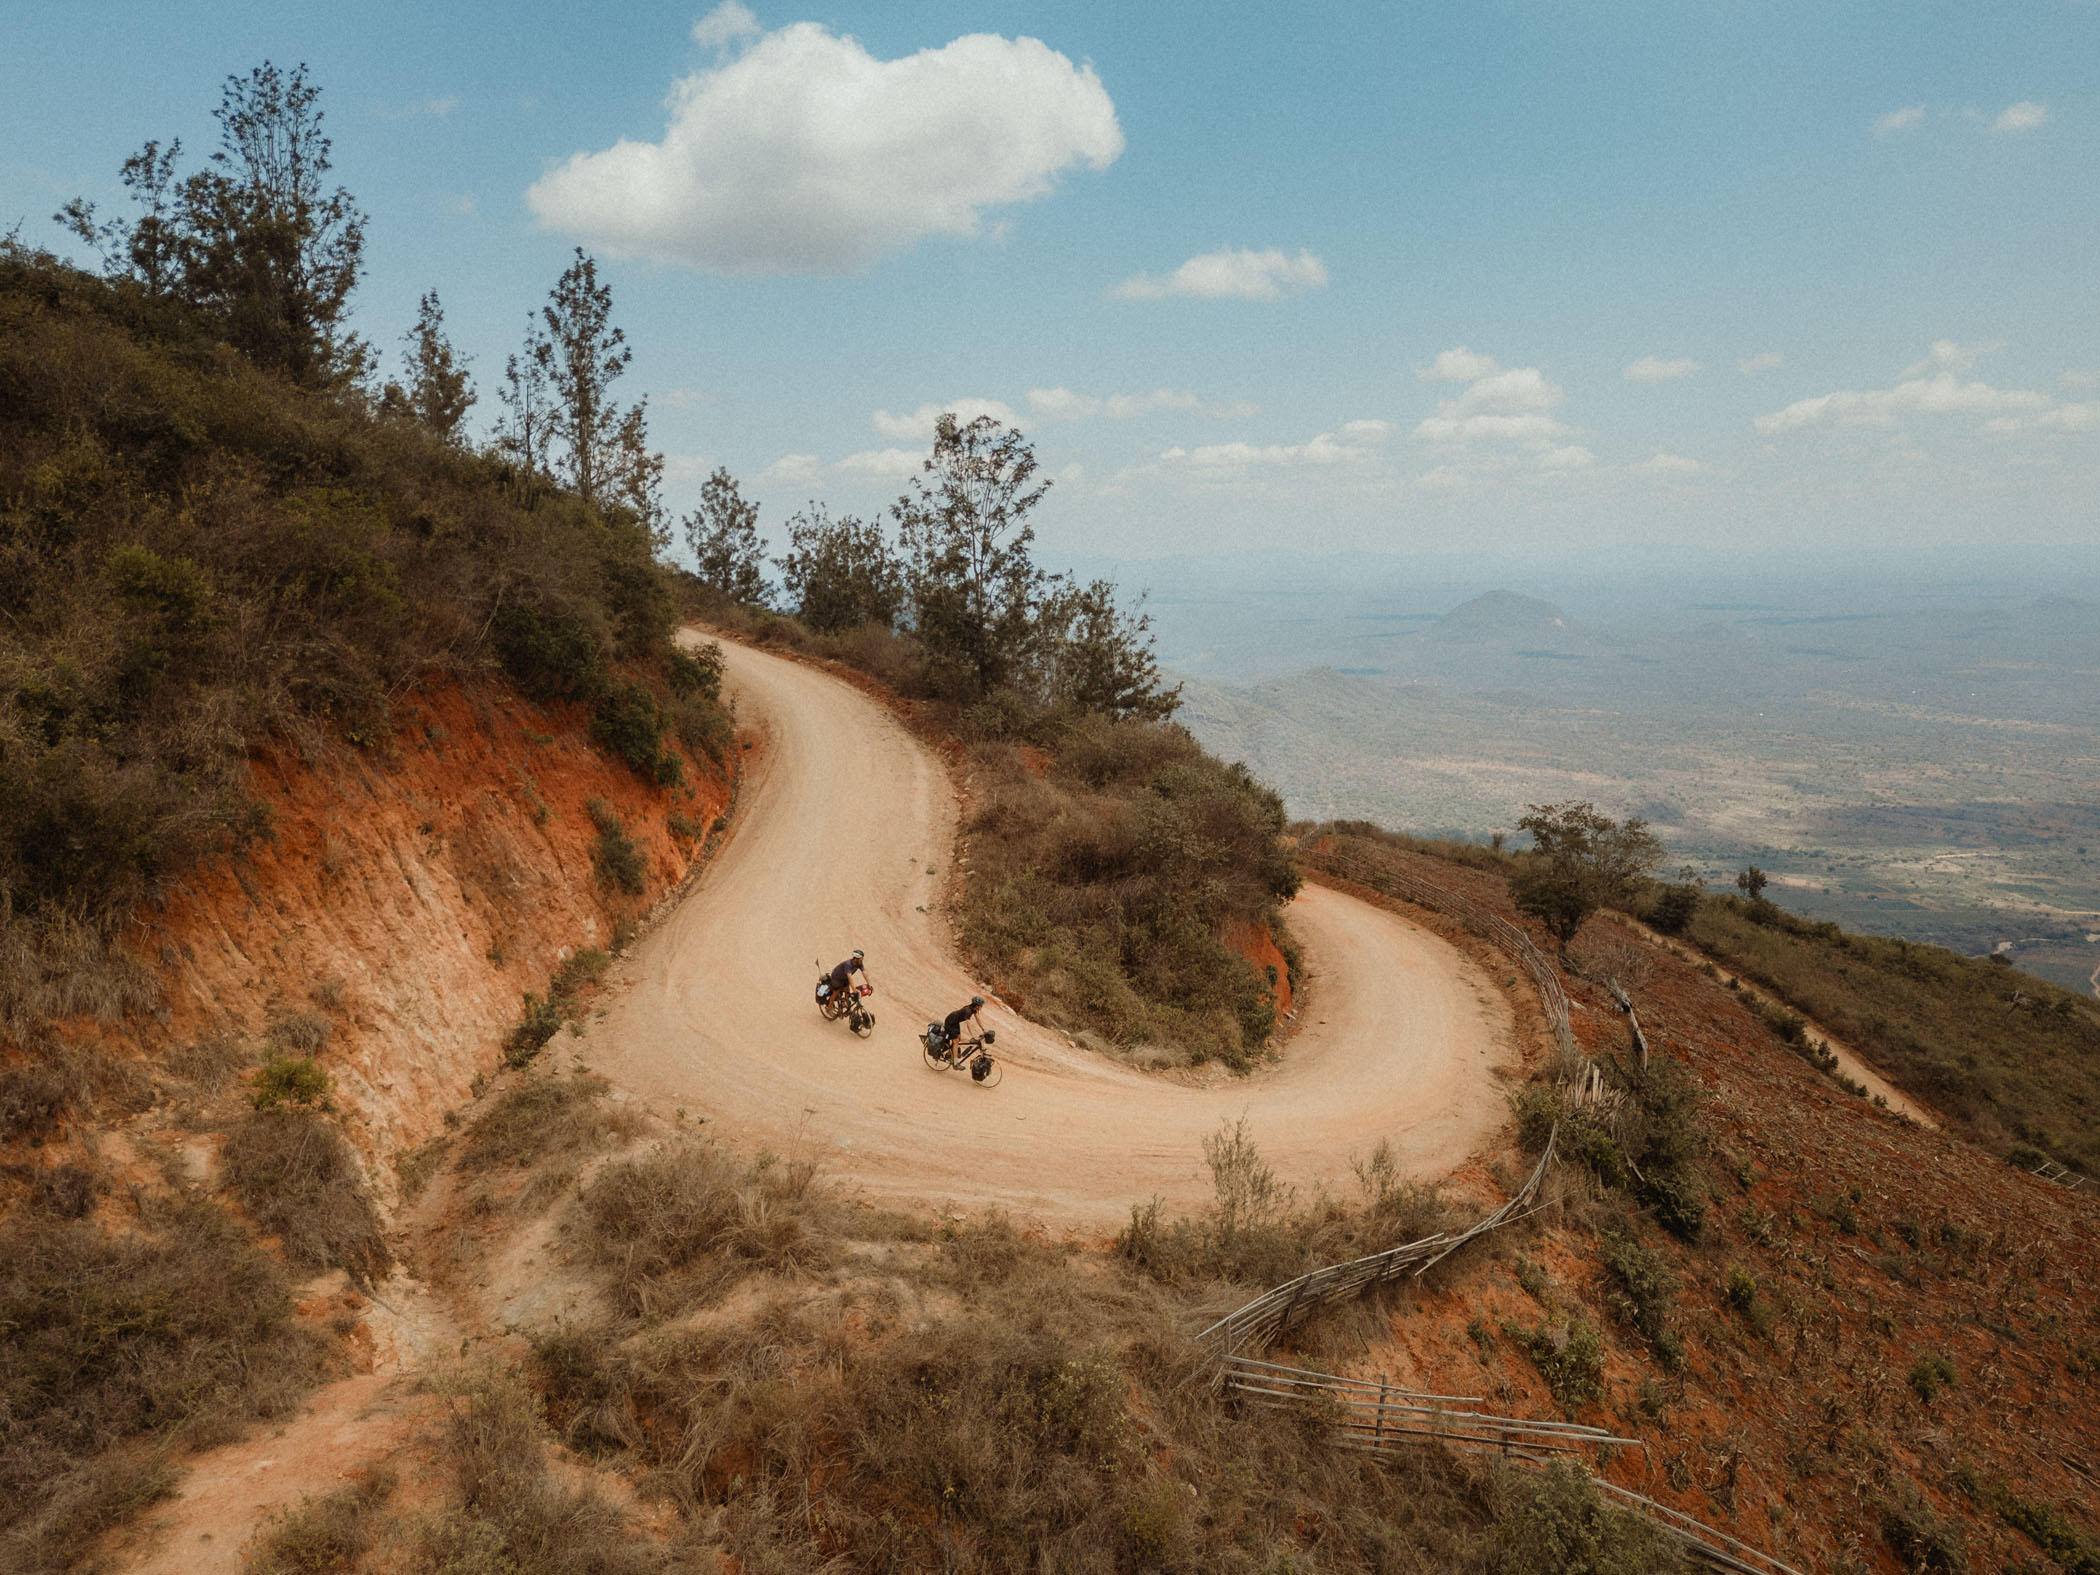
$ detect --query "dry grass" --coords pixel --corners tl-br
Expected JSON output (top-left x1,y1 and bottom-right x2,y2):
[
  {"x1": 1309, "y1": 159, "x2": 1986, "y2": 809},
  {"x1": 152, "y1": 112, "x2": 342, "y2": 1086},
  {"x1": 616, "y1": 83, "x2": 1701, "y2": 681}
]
[
  {"x1": 1688, "y1": 894, "x2": 2100, "y2": 1178},
  {"x1": 0, "y1": 1203, "x2": 337, "y2": 1575},
  {"x1": 421, "y1": 1366, "x2": 664, "y2": 1575},
  {"x1": 459, "y1": 1072, "x2": 642, "y2": 1175},
  {"x1": 221, "y1": 1107, "x2": 392, "y2": 1283},
  {"x1": 244, "y1": 1467, "x2": 395, "y2": 1575},
  {"x1": 574, "y1": 1140, "x2": 836, "y2": 1316}
]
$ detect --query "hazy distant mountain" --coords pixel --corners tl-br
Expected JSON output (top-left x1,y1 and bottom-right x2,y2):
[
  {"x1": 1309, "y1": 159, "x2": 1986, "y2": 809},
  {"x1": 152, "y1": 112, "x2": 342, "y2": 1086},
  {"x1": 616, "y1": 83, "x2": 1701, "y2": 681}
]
[{"x1": 1427, "y1": 589, "x2": 1580, "y2": 645}]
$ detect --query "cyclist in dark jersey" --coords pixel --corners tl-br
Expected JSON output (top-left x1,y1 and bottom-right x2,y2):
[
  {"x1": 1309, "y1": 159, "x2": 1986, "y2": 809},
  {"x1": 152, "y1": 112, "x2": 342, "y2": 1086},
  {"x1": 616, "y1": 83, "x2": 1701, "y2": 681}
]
[
  {"x1": 821, "y1": 950, "x2": 867, "y2": 1003},
  {"x1": 936, "y1": 995, "x2": 985, "y2": 1060}
]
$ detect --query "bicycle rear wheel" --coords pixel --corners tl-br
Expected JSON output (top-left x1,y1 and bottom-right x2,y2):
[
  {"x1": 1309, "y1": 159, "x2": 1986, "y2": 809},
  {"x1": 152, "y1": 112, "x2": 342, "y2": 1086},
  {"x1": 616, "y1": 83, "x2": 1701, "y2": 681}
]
[{"x1": 921, "y1": 1034, "x2": 948, "y2": 1071}]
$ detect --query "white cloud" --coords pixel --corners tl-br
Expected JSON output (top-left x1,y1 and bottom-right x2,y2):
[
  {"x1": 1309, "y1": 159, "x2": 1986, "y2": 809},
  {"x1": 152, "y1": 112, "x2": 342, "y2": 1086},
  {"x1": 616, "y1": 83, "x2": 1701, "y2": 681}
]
[
  {"x1": 1160, "y1": 421, "x2": 1388, "y2": 469},
  {"x1": 1624, "y1": 355, "x2": 1699, "y2": 383},
  {"x1": 1992, "y1": 100, "x2": 2048, "y2": 133},
  {"x1": 446, "y1": 193, "x2": 478, "y2": 216},
  {"x1": 1415, "y1": 465, "x2": 1468, "y2": 490},
  {"x1": 835, "y1": 448, "x2": 927, "y2": 479},
  {"x1": 760, "y1": 453, "x2": 822, "y2": 485},
  {"x1": 1902, "y1": 338, "x2": 2001, "y2": 377},
  {"x1": 657, "y1": 385, "x2": 713, "y2": 408},
  {"x1": 663, "y1": 455, "x2": 715, "y2": 482},
  {"x1": 1026, "y1": 386, "x2": 1257, "y2": 421},
  {"x1": 1419, "y1": 346, "x2": 1500, "y2": 382},
  {"x1": 1110, "y1": 248, "x2": 1328, "y2": 302},
  {"x1": 1536, "y1": 445, "x2": 1594, "y2": 471},
  {"x1": 692, "y1": 2, "x2": 761, "y2": 50},
  {"x1": 1413, "y1": 358, "x2": 1569, "y2": 448},
  {"x1": 1738, "y1": 352, "x2": 1783, "y2": 375},
  {"x1": 1983, "y1": 402, "x2": 2100, "y2": 434},
  {"x1": 870, "y1": 398, "x2": 1020, "y2": 441},
  {"x1": 1635, "y1": 451, "x2": 1705, "y2": 476},
  {"x1": 1756, "y1": 370, "x2": 2051, "y2": 433},
  {"x1": 1874, "y1": 105, "x2": 1925, "y2": 134},
  {"x1": 2063, "y1": 369, "x2": 2098, "y2": 389},
  {"x1": 527, "y1": 22, "x2": 1122, "y2": 273}
]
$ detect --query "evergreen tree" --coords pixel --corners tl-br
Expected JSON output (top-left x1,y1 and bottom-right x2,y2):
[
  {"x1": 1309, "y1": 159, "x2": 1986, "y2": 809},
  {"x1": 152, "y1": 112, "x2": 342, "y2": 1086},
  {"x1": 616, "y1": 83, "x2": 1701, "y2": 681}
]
[
  {"x1": 1039, "y1": 579, "x2": 1181, "y2": 721},
  {"x1": 893, "y1": 413, "x2": 1051, "y2": 701},
  {"x1": 685, "y1": 468, "x2": 772, "y2": 607},
  {"x1": 538, "y1": 249, "x2": 629, "y2": 511},
  {"x1": 381, "y1": 290, "x2": 475, "y2": 443}
]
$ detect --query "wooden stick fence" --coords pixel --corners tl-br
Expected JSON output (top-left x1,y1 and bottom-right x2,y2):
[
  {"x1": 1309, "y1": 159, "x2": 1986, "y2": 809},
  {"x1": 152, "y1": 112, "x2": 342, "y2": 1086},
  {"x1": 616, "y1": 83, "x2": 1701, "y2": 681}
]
[
  {"x1": 1194, "y1": 1132, "x2": 1559, "y2": 1360},
  {"x1": 1223, "y1": 1354, "x2": 1643, "y2": 1463}
]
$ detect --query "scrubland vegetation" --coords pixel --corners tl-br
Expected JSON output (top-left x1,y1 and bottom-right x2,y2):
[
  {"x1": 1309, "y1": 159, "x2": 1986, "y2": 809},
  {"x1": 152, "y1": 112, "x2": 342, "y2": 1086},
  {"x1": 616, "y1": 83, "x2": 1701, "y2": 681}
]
[
  {"x1": 1684, "y1": 893, "x2": 2100, "y2": 1178},
  {"x1": 687, "y1": 417, "x2": 1299, "y2": 1070}
]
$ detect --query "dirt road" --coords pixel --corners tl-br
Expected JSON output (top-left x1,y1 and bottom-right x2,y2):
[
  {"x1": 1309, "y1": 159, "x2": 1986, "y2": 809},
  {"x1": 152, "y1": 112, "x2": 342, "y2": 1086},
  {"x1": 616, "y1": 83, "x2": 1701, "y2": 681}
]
[{"x1": 584, "y1": 640, "x2": 1518, "y2": 1224}]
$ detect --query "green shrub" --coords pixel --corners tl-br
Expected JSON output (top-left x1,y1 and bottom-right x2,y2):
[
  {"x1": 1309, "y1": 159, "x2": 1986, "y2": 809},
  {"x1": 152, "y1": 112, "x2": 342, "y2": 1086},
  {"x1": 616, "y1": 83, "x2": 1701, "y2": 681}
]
[
  {"x1": 492, "y1": 603, "x2": 607, "y2": 706},
  {"x1": 249, "y1": 1050, "x2": 332, "y2": 1111},
  {"x1": 1599, "y1": 1233, "x2": 1682, "y2": 1371},
  {"x1": 1909, "y1": 1351, "x2": 1957, "y2": 1403},
  {"x1": 505, "y1": 992, "x2": 563, "y2": 1068},
  {"x1": 460, "y1": 1073, "x2": 638, "y2": 1174},
  {"x1": 587, "y1": 797, "x2": 648, "y2": 896},
  {"x1": 591, "y1": 681, "x2": 679, "y2": 784},
  {"x1": 1489, "y1": 1461, "x2": 1691, "y2": 1574},
  {"x1": 1512, "y1": 1318, "x2": 1606, "y2": 1413}
]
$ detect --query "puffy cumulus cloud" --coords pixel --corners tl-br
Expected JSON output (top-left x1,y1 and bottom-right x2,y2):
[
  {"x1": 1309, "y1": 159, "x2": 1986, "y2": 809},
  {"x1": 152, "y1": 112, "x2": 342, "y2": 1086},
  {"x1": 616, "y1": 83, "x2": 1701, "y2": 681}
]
[
  {"x1": 692, "y1": 2, "x2": 761, "y2": 49},
  {"x1": 1992, "y1": 100, "x2": 2048, "y2": 133},
  {"x1": 526, "y1": 22, "x2": 1122, "y2": 273},
  {"x1": 1983, "y1": 402, "x2": 2100, "y2": 435},
  {"x1": 1026, "y1": 386, "x2": 1257, "y2": 420},
  {"x1": 1110, "y1": 248, "x2": 1328, "y2": 302},
  {"x1": 1755, "y1": 371, "x2": 2050, "y2": 433},
  {"x1": 1624, "y1": 355, "x2": 1699, "y2": 382},
  {"x1": 1418, "y1": 346, "x2": 1500, "y2": 382},
  {"x1": 1413, "y1": 358, "x2": 1569, "y2": 447},
  {"x1": 1738, "y1": 352, "x2": 1784, "y2": 375},
  {"x1": 1635, "y1": 451, "x2": 1705, "y2": 476},
  {"x1": 1159, "y1": 421, "x2": 1389, "y2": 469},
  {"x1": 1903, "y1": 339, "x2": 2001, "y2": 377},
  {"x1": 870, "y1": 398, "x2": 1020, "y2": 441},
  {"x1": 1874, "y1": 105, "x2": 1925, "y2": 134},
  {"x1": 760, "y1": 453, "x2": 823, "y2": 485},
  {"x1": 835, "y1": 448, "x2": 927, "y2": 479}
]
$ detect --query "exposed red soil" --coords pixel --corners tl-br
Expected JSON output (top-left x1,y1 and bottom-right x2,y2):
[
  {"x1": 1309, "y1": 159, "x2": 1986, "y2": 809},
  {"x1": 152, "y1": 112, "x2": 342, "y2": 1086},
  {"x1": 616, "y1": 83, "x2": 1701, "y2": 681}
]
[
  {"x1": 1222, "y1": 918, "x2": 1294, "y2": 1019},
  {"x1": 1280, "y1": 846, "x2": 2100, "y2": 1572},
  {"x1": 124, "y1": 681, "x2": 733, "y2": 1164}
]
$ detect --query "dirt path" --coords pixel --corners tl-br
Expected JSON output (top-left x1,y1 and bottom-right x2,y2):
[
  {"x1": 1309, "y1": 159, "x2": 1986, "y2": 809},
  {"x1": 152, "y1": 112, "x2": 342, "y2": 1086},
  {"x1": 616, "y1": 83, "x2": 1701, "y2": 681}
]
[{"x1": 582, "y1": 639, "x2": 1519, "y2": 1224}]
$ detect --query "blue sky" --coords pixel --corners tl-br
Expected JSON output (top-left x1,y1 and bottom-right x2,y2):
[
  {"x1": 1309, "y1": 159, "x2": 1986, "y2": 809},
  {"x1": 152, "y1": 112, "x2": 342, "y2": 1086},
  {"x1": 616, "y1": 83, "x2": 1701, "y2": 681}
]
[{"x1": 5, "y1": 1, "x2": 2097, "y2": 565}]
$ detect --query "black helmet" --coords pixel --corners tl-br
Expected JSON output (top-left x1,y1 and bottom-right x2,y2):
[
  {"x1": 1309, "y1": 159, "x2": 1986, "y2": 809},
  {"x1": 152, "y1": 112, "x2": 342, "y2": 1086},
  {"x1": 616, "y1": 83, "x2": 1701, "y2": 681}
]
[
  {"x1": 852, "y1": 949, "x2": 865, "y2": 960},
  {"x1": 971, "y1": 994, "x2": 984, "y2": 1008}
]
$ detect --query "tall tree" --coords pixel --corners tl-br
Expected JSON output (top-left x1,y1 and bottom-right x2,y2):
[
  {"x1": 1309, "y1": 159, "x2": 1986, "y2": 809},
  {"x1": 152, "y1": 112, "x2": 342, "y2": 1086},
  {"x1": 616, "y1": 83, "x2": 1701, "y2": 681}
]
[
  {"x1": 495, "y1": 332, "x2": 552, "y2": 477},
  {"x1": 1509, "y1": 801, "x2": 1663, "y2": 955},
  {"x1": 55, "y1": 138, "x2": 185, "y2": 294},
  {"x1": 775, "y1": 506, "x2": 904, "y2": 633},
  {"x1": 685, "y1": 468, "x2": 772, "y2": 607},
  {"x1": 1039, "y1": 579, "x2": 1181, "y2": 721},
  {"x1": 538, "y1": 249, "x2": 630, "y2": 512},
  {"x1": 381, "y1": 290, "x2": 475, "y2": 444},
  {"x1": 179, "y1": 62, "x2": 368, "y2": 385},
  {"x1": 893, "y1": 413, "x2": 1052, "y2": 700}
]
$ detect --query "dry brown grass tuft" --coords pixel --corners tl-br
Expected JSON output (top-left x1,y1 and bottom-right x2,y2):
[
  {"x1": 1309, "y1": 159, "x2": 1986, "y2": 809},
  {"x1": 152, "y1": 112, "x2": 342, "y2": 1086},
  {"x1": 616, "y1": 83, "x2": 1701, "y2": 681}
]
[
  {"x1": 576, "y1": 1141, "x2": 835, "y2": 1316},
  {"x1": 244, "y1": 1466, "x2": 395, "y2": 1575},
  {"x1": 0, "y1": 1203, "x2": 336, "y2": 1574},
  {"x1": 460, "y1": 1072, "x2": 642, "y2": 1175},
  {"x1": 221, "y1": 1107, "x2": 391, "y2": 1282}
]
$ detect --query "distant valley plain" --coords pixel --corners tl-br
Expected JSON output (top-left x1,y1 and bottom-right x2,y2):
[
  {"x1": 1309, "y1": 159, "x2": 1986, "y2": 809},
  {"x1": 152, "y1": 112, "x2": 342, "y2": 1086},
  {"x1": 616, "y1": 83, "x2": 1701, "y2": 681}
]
[{"x1": 1092, "y1": 547, "x2": 2100, "y2": 999}]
